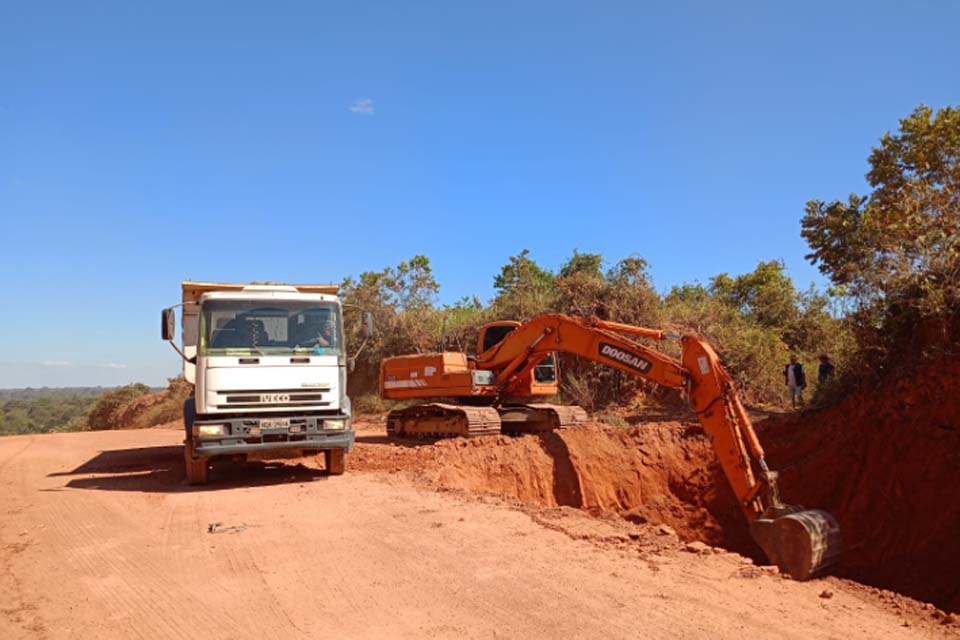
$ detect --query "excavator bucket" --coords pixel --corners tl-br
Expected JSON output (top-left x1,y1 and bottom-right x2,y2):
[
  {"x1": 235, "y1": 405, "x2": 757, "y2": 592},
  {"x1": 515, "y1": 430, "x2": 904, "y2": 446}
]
[{"x1": 749, "y1": 509, "x2": 841, "y2": 580}]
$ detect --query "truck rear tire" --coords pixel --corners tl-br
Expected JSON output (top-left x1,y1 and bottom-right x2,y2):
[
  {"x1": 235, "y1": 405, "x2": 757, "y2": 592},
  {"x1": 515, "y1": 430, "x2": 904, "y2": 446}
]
[
  {"x1": 325, "y1": 449, "x2": 346, "y2": 475},
  {"x1": 184, "y1": 440, "x2": 209, "y2": 485}
]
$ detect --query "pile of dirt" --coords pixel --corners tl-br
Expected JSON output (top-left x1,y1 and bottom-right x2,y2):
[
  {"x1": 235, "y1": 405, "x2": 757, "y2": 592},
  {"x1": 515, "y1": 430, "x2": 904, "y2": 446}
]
[
  {"x1": 760, "y1": 354, "x2": 960, "y2": 612},
  {"x1": 115, "y1": 392, "x2": 170, "y2": 428},
  {"x1": 115, "y1": 378, "x2": 191, "y2": 430},
  {"x1": 352, "y1": 421, "x2": 755, "y2": 554}
]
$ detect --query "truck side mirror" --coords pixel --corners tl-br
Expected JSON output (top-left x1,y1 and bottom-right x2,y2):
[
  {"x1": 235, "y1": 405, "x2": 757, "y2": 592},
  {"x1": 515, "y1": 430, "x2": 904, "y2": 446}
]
[
  {"x1": 360, "y1": 311, "x2": 375, "y2": 339},
  {"x1": 162, "y1": 308, "x2": 176, "y2": 341}
]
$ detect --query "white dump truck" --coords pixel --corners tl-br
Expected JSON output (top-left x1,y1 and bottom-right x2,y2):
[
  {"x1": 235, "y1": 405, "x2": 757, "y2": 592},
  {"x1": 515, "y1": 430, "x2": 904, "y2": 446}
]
[{"x1": 162, "y1": 281, "x2": 370, "y2": 484}]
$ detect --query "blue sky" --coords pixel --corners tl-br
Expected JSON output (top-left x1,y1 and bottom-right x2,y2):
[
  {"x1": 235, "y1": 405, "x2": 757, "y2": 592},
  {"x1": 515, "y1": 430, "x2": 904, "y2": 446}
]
[{"x1": 2, "y1": 1, "x2": 958, "y2": 387}]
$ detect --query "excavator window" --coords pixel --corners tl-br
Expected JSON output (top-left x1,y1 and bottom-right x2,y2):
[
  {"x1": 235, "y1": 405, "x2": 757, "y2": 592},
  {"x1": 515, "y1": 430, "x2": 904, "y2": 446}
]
[
  {"x1": 481, "y1": 325, "x2": 557, "y2": 382},
  {"x1": 533, "y1": 353, "x2": 557, "y2": 383},
  {"x1": 482, "y1": 325, "x2": 517, "y2": 352}
]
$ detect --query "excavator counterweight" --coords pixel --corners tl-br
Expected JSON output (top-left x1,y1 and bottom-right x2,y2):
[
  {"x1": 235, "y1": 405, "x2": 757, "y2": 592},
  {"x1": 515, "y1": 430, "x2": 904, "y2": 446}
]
[{"x1": 379, "y1": 313, "x2": 841, "y2": 579}]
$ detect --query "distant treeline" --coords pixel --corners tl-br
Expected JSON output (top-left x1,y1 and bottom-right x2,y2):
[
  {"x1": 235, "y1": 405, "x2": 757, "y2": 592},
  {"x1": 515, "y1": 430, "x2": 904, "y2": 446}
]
[
  {"x1": 0, "y1": 387, "x2": 129, "y2": 401},
  {"x1": 0, "y1": 394, "x2": 100, "y2": 435},
  {"x1": 0, "y1": 382, "x2": 182, "y2": 436}
]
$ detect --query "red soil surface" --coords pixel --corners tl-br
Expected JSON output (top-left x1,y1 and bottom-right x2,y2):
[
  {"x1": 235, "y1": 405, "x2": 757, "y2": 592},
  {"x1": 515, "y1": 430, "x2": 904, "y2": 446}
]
[
  {"x1": 5, "y1": 426, "x2": 954, "y2": 638},
  {"x1": 760, "y1": 355, "x2": 960, "y2": 612}
]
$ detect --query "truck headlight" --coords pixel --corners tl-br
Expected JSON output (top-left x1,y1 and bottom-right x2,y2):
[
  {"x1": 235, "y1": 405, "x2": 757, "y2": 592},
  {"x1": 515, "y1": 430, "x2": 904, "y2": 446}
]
[
  {"x1": 323, "y1": 419, "x2": 346, "y2": 430},
  {"x1": 196, "y1": 424, "x2": 226, "y2": 437}
]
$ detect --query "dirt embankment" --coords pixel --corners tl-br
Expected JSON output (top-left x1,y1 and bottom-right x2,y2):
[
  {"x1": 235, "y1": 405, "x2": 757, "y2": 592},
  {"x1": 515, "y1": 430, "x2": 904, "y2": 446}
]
[
  {"x1": 353, "y1": 421, "x2": 755, "y2": 555},
  {"x1": 760, "y1": 354, "x2": 960, "y2": 613},
  {"x1": 88, "y1": 378, "x2": 191, "y2": 431}
]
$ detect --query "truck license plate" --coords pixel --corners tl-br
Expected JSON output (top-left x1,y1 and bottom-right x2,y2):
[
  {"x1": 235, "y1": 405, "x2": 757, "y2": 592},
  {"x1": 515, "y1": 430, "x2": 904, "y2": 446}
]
[{"x1": 260, "y1": 418, "x2": 290, "y2": 429}]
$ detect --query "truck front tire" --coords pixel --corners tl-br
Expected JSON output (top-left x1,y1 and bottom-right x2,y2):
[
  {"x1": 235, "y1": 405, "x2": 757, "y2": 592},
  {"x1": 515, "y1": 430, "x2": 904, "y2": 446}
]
[
  {"x1": 184, "y1": 439, "x2": 209, "y2": 485},
  {"x1": 183, "y1": 397, "x2": 196, "y2": 439},
  {"x1": 325, "y1": 449, "x2": 346, "y2": 475}
]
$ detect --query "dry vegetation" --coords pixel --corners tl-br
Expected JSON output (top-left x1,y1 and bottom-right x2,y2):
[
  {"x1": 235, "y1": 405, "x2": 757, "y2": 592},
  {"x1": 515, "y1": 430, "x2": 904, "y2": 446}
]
[{"x1": 341, "y1": 251, "x2": 850, "y2": 410}]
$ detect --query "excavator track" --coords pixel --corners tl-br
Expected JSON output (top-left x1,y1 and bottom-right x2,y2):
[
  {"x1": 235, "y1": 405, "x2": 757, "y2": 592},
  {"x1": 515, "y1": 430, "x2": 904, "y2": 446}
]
[
  {"x1": 498, "y1": 403, "x2": 589, "y2": 434},
  {"x1": 386, "y1": 403, "x2": 502, "y2": 439}
]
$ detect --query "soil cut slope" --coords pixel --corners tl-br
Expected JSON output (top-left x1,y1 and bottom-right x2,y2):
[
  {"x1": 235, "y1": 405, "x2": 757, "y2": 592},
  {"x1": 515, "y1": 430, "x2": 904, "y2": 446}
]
[
  {"x1": 761, "y1": 355, "x2": 960, "y2": 612},
  {"x1": 353, "y1": 421, "x2": 758, "y2": 554}
]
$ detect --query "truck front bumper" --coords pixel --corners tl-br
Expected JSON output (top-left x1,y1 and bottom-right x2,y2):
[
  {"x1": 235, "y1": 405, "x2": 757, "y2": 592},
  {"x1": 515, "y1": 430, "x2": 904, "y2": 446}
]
[{"x1": 190, "y1": 414, "x2": 354, "y2": 458}]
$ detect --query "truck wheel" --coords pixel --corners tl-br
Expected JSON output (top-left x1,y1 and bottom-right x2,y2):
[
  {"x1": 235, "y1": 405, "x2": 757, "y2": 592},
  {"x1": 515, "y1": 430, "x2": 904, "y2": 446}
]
[
  {"x1": 184, "y1": 440, "x2": 209, "y2": 485},
  {"x1": 183, "y1": 397, "x2": 196, "y2": 440},
  {"x1": 325, "y1": 449, "x2": 346, "y2": 475}
]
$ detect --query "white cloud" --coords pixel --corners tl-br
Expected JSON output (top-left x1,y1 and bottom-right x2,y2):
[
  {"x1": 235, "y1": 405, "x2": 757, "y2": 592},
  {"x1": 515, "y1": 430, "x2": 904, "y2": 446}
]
[
  {"x1": 42, "y1": 360, "x2": 74, "y2": 367},
  {"x1": 349, "y1": 98, "x2": 374, "y2": 115},
  {"x1": 101, "y1": 363, "x2": 128, "y2": 369}
]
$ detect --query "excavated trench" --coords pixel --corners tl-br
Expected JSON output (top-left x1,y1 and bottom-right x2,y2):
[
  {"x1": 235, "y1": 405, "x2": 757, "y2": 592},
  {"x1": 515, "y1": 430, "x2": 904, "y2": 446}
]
[
  {"x1": 761, "y1": 354, "x2": 960, "y2": 613},
  {"x1": 358, "y1": 421, "x2": 758, "y2": 556}
]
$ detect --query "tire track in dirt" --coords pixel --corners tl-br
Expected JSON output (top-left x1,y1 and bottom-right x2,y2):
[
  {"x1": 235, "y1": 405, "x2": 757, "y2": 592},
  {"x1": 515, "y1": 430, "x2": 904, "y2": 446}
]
[
  {"x1": 0, "y1": 437, "x2": 47, "y2": 640},
  {"x1": 0, "y1": 437, "x2": 33, "y2": 472},
  {"x1": 196, "y1": 489, "x2": 308, "y2": 640},
  {"x1": 4, "y1": 434, "x2": 248, "y2": 638},
  {"x1": 39, "y1": 482, "x2": 204, "y2": 637}
]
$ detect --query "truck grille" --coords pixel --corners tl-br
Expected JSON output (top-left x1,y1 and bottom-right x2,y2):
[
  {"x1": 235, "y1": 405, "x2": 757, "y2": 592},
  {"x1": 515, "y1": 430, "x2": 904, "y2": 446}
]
[{"x1": 214, "y1": 388, "x2": 332, "y2": 409}]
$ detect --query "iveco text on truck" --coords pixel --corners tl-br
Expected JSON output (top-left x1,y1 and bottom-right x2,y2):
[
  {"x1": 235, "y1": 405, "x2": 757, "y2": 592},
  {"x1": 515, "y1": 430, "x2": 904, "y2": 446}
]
[{"x1": 162, "y1": 281, "x2": 370, "y2": 484}]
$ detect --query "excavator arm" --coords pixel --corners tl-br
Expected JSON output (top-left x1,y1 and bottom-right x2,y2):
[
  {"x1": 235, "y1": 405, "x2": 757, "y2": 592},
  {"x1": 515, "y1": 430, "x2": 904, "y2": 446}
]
[{"x1": 475, "y1": 314, "x2": 841, "y2": 579}]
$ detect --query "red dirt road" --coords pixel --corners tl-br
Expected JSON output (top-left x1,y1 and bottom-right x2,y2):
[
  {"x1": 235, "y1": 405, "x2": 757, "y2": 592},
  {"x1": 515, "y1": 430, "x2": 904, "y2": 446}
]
[{"x1": 0, "y1": 425, "x2": 954, "y2": 639}]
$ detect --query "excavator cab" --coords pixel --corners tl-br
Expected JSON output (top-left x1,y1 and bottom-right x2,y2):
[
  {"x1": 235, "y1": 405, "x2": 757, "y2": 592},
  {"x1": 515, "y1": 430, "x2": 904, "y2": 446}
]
[{"x1": 478, "y1": 321, "x2": 558, "y2": 397}]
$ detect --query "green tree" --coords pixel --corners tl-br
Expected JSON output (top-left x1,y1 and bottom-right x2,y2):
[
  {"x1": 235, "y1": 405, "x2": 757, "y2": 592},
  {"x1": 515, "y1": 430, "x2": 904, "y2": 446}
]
[
  {"x1": 554, "y1": 253, "x2": 662, "y2": 409},
  {"x1": 664, "y1": 278, "x2": 790, "y2": 404},
  {"x1": 662, "y1": 260, "x2": 850, "y2": 405},
  {"x1": 802, "y1": 104, "x2": 960, "y2": 362},
  {"x1": 710, "y1": 260, "x2": 799, "y2": 331},
  {"x1": 389, "y1": 255, "x2": 440, "y2": 310},
  {"x1": 340, "y1": 256, "x2": 443, "y2": 394},
  {"x1": 558, "y1": 250, "x2": 603, "y2": 279},
  {"x1": 492, "y1": 249, "x2": 557, "y2": 319},
  {"x1": 664, "y1": 282, "x2": 710, "y2": 305}
]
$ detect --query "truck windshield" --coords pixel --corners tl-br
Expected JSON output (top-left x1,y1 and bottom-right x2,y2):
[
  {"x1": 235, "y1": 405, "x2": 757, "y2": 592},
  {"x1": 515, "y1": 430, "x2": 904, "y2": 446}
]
[{"x1": 200, "y1": 300, "x2": 343, "y2": 356}]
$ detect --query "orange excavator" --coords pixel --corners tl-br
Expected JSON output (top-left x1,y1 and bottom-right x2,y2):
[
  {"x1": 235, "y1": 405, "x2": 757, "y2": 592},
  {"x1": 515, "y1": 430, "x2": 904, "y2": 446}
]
[
  {"x1": 382, "y1": 318, "x2": 589, "y2": 437},
  {"x1": 380, "y1": 313, "x2": 841, "y2": 580}
]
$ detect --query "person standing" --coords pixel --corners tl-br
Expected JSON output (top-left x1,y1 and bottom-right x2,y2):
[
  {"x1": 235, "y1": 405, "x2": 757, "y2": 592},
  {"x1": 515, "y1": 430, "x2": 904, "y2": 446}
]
[
  {"x1": 784, "y1": 354, "x2": 807, "y2": 408},
  {"x1": 818, "y1": 354, "x2": 835, "y2": 384}
]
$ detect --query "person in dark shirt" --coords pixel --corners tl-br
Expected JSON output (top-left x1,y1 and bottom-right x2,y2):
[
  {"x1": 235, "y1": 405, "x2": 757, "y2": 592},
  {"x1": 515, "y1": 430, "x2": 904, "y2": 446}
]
[
  {"x1": 818, "y1": 354, "x2": 836, "y2": 384},
  {"x1": 784, "y1": 354, "x2": 807, "y2": 408}
]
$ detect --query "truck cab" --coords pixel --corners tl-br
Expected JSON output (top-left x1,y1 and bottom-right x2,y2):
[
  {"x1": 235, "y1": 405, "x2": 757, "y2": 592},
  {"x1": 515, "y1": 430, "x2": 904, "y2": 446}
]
[{"x1": 163, "y1": 282, "x2": 360, "y2": 484}]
